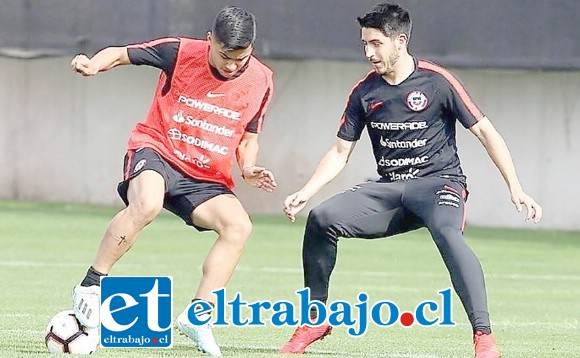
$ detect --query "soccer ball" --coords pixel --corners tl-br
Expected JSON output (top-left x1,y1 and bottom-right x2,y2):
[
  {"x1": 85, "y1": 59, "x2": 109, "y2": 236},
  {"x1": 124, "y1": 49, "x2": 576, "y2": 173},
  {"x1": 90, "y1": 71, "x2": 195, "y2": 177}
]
[{"x1": 45, "y1": 310, "x2": 99, "y2": 354}]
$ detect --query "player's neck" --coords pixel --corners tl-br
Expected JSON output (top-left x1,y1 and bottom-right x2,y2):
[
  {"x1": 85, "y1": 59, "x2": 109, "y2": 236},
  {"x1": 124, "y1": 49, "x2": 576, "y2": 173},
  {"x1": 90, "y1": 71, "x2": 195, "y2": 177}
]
[{"x1": 383, "y1": 53, "x2": 414, "y2": 85}]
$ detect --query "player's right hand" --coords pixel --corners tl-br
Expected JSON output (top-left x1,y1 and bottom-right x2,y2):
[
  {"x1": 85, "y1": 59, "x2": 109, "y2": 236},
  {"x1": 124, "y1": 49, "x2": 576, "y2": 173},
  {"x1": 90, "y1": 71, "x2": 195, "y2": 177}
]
[
  {"x1": 283, "y1": 190, "x2": 310, "y2": 222},
  {"x1": 510, "y1": 189, "x2": 543, "y2": 223},
  {"x1": 71, "y1": 54, "x2": 98, "y2": 76}
]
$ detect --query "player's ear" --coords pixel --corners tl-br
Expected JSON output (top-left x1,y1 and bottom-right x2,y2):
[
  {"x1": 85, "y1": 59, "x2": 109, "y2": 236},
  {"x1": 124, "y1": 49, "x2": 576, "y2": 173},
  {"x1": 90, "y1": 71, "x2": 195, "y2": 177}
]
[
  {"x1": 206, "y1": 31, "x2": 212, "y2": 42},
  {"x1": 397, "y1": 33, "x2": 408, "y2": 48}
]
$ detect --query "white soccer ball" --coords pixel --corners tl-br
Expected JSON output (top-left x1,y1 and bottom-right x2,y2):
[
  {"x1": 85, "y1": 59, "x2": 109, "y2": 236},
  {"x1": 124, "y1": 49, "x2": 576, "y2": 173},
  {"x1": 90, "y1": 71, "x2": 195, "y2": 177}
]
[{"x1": 45, "y1": 310, "x2": 99, "y2": 354}]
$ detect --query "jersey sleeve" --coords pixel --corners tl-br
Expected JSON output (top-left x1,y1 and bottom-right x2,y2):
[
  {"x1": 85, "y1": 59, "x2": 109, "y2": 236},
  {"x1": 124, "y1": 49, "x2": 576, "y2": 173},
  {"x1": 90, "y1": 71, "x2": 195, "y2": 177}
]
[
  {"x1": 245, "y1": 81, "x2": 273, "y2": 134},
  {"x1": 440, "y1": 72, "x2": 485, "y2": 129},
  {"x1": 337, "y1": 86, "x2": 366, "y2": 141},
  {"x1": 127, "y1": 38, "x2": 180, "y2": 76}
]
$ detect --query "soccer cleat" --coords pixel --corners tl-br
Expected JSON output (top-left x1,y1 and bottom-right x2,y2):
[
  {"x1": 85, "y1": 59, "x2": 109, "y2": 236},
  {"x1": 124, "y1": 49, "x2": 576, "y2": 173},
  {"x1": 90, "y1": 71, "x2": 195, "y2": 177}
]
[
  {"x1": 473, "y1": 331, "x2": 501, "y2": 358},
  {"x1": 280, "y1": 323, "x2": 332, "y2": 354},
  {"x1": 176, "y1": 308, "x2": 221, "y2": 356},
  {"x1": 72, "y1": 284, "x2": 100, "y2": 328}
]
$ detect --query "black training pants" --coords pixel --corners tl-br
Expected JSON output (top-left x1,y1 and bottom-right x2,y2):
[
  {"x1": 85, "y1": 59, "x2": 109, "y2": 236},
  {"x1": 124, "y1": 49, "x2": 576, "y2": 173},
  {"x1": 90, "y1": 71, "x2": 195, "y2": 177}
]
[{"x1": 302, "y1": 176, "x2": 490, "y2": 332}]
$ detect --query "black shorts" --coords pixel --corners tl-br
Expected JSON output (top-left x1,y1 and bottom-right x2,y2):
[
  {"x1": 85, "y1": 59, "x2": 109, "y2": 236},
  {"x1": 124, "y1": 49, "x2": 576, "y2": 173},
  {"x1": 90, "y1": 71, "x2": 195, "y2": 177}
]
[{"x1": 117, "y1": 147, "x2": 234, "y2": 231}]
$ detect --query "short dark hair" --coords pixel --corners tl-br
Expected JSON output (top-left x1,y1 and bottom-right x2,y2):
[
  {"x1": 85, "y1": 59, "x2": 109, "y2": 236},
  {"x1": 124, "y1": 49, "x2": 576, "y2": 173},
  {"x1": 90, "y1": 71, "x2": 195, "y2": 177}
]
[
  {"x1": 212, "y1": 6, "x2": 256, "y2": 50},
  {"x1": 357, "y1": 3, "x2": 412, "y2": 40}
]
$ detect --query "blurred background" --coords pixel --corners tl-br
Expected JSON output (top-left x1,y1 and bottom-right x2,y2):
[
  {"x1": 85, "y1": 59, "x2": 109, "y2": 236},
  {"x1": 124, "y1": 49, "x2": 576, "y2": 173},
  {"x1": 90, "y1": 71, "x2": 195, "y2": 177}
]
[{"x1": 1, "y1": 0, "x2": 579, "y2": 230}]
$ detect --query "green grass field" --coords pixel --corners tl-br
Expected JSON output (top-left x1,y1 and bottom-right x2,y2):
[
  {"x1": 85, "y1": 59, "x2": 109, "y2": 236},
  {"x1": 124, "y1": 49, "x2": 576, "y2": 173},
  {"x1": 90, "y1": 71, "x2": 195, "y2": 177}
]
[{"x1": 1, "y1": 200, "x2": 579, "y2": 357}]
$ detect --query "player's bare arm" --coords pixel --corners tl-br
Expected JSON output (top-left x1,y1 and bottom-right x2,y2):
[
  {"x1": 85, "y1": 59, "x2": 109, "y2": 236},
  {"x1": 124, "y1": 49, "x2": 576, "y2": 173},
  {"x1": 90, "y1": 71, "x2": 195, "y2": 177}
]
[
  {"x1": 470, "y1": 117, "x2": 543, "y2": 223},
  {"x1": 71, "y1": 47, "x2": 131, "y2": 76},
  {"x1": 236, "y1": 131, "x2": 277, "y2": 192},
  {"x1": 284, "y1": 137, "x2": 356, "y2": 222}
]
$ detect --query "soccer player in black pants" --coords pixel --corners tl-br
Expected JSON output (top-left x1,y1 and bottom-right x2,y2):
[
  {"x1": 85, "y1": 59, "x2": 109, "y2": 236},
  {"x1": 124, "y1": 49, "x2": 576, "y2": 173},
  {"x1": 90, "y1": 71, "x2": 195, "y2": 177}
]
[{"x1": 280, "y1": 3, "x2": 542, "y2": 357}]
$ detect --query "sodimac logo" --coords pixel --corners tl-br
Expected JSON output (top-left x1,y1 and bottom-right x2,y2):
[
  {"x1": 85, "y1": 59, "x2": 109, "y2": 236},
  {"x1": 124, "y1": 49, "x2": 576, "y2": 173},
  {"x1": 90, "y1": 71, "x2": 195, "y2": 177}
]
[
  {"x1": 186, "y1": 288, "x2": 455, "y2": 336},
  {"x1": 100, "y1": 276, "x2": 173, "y2": 348}
]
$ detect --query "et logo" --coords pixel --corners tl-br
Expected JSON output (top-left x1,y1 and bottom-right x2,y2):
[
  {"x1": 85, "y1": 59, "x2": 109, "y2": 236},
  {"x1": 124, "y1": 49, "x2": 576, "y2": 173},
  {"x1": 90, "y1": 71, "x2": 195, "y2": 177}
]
[{"x1": 100, "y1": 276, "x2": 173, "y2": 348}]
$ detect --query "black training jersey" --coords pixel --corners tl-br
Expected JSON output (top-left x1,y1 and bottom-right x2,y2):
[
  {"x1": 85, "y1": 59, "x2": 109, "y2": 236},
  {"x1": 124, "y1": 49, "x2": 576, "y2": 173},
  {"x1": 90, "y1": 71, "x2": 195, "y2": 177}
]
[{"x1": 338, "y1": 58, "x2": 484, "y2": 183}]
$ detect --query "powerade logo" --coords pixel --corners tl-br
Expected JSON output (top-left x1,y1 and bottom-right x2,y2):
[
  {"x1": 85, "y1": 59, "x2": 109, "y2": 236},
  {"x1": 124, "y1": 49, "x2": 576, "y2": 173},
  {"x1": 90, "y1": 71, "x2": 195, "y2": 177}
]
[
  {"x1": 187, "y1": 287, "x2": 455, "y2": 336},
  {"x1": 100, "y1": 276, "x2": 173, "y2": 348}
]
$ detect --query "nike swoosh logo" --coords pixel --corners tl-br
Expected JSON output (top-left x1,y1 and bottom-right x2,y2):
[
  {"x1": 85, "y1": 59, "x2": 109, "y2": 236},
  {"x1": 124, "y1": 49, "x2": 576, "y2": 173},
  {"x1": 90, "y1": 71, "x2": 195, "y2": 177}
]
[
  {"x1": 370, "y1": 101, "x2": 383, "y2": 111},
  {"x1": 206, "y1": 92, "x2": 225, "y2": 98}
]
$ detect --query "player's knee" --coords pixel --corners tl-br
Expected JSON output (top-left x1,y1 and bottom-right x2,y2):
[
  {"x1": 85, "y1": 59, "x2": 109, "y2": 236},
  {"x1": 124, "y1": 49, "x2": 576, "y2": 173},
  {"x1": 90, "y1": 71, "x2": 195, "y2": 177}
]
[
  {"x1": 307, "y1": 206, "x2": 336, "y2": 235},
  {"x1": 430, "y1": 224, "x2": 462, "y2": 246},
  {"x1": 126, "y1": 197, "x2": 162, "y2": 225},
  {"x1": 218, "y1": 216, "x2": 253, "y2": 245}
]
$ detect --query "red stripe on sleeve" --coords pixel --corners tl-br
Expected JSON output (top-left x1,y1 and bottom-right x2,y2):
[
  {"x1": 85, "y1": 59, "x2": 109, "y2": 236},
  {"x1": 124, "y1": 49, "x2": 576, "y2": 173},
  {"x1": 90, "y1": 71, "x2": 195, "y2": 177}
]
[
  {"x1": 338, "y1": 114, "x2": 347, "y2": 127},
  {"x1": 418, "y1": 60, "x2": 484, "y2": 121},
  {"x1": 339, "y1": 70, "x2": 375, "y2": 126},
  {"x1": 127, "y1": 37, "x2": 180, "y2": 50}
]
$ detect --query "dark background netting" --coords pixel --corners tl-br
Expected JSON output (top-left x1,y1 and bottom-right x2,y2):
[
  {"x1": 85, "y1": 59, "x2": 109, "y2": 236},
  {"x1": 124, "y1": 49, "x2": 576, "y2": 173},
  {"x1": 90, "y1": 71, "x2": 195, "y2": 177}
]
[{"x1": 1, "y1": 0, "x2": 579, "y2": 70}]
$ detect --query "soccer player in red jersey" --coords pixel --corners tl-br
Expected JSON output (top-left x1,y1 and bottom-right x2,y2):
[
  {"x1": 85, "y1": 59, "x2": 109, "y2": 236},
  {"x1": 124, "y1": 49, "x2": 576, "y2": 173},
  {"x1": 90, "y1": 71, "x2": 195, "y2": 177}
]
[
  {"x1": 281, "y1": 3, "x2": 542, "y2": 357},
  {"x1": 70, "y1": 6, "x2": 275, "y2": 356}
]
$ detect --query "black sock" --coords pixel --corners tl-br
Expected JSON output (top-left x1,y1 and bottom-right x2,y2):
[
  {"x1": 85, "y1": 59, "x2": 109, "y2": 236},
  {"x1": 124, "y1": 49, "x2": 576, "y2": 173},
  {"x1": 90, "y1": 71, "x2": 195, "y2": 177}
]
[
  {"x1": 191, "y1": 298, "x2": 214, "y2": 315},
  {"x1": 474, "y1": 327, "x2": 492, "y2": 335},
  {"x1": 309, "y1": 307, "x2": 318, "y2": 320},
  {"x1": 80, "y1": 266, "x2": 107, "y2": 287}
]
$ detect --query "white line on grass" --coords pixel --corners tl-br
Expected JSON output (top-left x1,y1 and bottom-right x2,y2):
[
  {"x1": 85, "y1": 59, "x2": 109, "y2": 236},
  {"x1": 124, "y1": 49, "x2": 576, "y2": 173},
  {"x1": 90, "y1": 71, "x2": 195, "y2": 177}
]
[
  {"x1": 237, "y1": 266, "x2": 580, "y2": 282},
  {"x1": 3, "y1": 260, "x2": 579, "y2": 282},
  {"x1": 0, "y1": 260, "x2": 86, "y2": 267},
  {"x1": 2, "y1": 329, "x2": 43, "y2": 335},
  {"x1": 456, "y1": 322, "x2": 578, "y2": 330},
  {"x1": 219, "y1": 344, "x2": 454, "y2": 358},
  {"x1": 0, "y1": 260, "x2": 138, "y2": 268},
  {"x1": 0, "y1": 313, "x2": 32, "y2": 317},
  {"x1": 304, "y1": 351, "x2": 452, "y2": 358}
]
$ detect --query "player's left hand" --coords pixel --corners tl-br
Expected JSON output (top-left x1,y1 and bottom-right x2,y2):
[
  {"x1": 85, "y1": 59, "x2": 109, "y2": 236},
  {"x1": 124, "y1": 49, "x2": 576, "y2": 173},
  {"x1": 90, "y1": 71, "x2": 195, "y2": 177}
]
[
  {"x1": 511, "y1": 190, "x2": 542, "y2": 223},
  {"x1": 242, "y1": 166, "x2": 277, "y2": 192}
]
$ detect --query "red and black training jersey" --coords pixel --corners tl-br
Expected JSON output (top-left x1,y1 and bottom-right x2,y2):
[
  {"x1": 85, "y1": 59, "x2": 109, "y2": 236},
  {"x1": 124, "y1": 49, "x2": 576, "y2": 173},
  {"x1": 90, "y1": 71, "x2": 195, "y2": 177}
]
[
  {"x1": 125, "y1": 37, "x2": 274, "y2": 189},
  {"x1": 338, "y1": 58, "x2": 484, "y2": 183}
]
